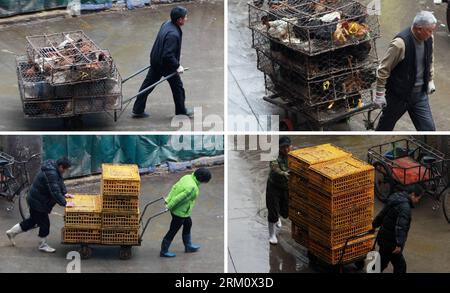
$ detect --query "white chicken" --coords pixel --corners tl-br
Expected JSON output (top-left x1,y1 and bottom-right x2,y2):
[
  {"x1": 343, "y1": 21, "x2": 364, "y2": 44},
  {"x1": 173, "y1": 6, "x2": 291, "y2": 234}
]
[{"x1": 267, "y1": 17, "x2": 296, "y2": 41}]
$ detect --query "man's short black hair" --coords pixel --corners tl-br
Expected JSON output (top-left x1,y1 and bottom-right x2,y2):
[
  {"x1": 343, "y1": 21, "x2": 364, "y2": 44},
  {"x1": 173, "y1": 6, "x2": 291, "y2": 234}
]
[
  {"x1": 194, "y1": 168, "x2": 211, "y2": 183},
  {"x1": 401, "y1": 184, "x2": 425, "y2": 197},
  {"x1": 57, "y1": 157, "x2": 72, "y2": 169},
  {"x1": 170, "y1": 6, "x2": 188, "y2": 23}
]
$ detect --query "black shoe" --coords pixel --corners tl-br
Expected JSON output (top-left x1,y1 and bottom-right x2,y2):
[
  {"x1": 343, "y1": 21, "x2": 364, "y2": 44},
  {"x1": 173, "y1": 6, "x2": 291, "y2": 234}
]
[
  {"x1": 131, "y1": 112, "x2": 150, "y2": 119},
  {"x1": 174, "y1": 109, "x2": 194, "y2": 118}
]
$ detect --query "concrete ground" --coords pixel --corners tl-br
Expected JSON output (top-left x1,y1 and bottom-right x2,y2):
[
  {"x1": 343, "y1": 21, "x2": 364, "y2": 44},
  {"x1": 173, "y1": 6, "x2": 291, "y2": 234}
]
[
  {"x1": 0, "y1": 166, "x2": 224, "y2": 273},
  {"x1": 228, "y1": 136, "x2": 450, "y2": 273},
  {"x1": 0, "y1": 1, "x2": 224, "y2": 131},
  {"x1": 228, "y1": 0, "x2": 450, "y2": 131}
]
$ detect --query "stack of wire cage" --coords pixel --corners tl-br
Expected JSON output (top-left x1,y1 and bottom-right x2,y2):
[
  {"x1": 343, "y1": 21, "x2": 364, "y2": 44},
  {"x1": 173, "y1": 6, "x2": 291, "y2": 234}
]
[
  {"x1": 248, "y1": 0, "x2": 380, "y2": 125},
  {"x1": 16, "y1": 31, "x2": 122, "y2": 118},
  {"x1": 288, "y1": 143, "x2": 376, "y2": 266}
]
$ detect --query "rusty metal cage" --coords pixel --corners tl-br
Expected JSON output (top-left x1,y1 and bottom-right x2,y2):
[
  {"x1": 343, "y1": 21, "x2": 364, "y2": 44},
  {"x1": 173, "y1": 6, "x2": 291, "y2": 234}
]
[
  {"x1": 263, "y1": 72, "x2": 374, "y2": 121},
  {"x1": 258, "y1": 50, "x2": 376, "y2": 107},
  {"x1": 248, "y1": 0, "x2": 380, "y2": 56},
  {"x1": 25, "y1": 31, "x2": 114, "y2": 85},
  {"x1": 16, "y1": 55, "x2": 122, "y2": 118},
  {"x1": 252, "y1": 28, "x2": 378, "y2": 80}
]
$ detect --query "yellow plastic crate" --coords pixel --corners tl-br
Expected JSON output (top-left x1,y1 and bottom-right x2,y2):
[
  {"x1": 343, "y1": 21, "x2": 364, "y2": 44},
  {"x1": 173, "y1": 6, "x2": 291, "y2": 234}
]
[
  {"x1": 101, "y1": 164, "x2": 140, "y2": 196},
  {"x1": 102, "y1": 195, "x2": 139, "y2": 213},
  {"x1": 102, "y1": 211, "x2": 140, "y2": 229},
  {"x1": 102, "y1": 229, "x2": 139, "y2": 245},
  {"x1": 62, "y1": 227, "x2": 101, "y2": 244},
  {"x1": 289, "y1": 205, "x2": 309, "y2": 229},
  {"x1": 308, "y1": 157, "x2": 374, "y2": 195},
  {"x1": 308, "y1": 185, "x2": 374, "y2": 213},
  {"x1": 288, "y1": 173, "x2": 309, "y2": 196},
  {"x1": 64, "y1": 194, "x2": 102, "y2": 228},
  {"x1": 308, "y1": 203, "x2": 373, "y2": 231},
  {"x1": 308, "y1": 221, "x2": 373, "y2": 249},
  {"x1": 288, "y1": 144, "x2": 352, "y2": 175},
  {"x1": 309, "y1": 234, "x2": 375, "y2": 265}
]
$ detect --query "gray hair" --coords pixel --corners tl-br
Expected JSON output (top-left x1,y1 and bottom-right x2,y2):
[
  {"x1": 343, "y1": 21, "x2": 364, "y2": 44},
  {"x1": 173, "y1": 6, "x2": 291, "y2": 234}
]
[{"x1": 413, "y1": 11, "x2": 437, "y2": 28}]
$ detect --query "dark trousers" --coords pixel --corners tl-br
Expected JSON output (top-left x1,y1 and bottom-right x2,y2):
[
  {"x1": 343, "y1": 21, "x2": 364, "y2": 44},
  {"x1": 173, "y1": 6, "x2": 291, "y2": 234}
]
[
  {"x1": 132, "y1": 66, "x2": 187, "y2": 115},
  {"x1": 163, "y1": 213, "x2": 192, "y2": 241},
  {"x1": 379, "y1": 244, "x2": 407, "y2": 273},
  {"x1": 266, "y1": 181, "x2": 289, "y2": 223},
  {"x1": 20, "y1": 208, "x2": 50, "y2": 238},
  {"x1": 376, "y1": 91, "x2": 436, "y2": 131}
]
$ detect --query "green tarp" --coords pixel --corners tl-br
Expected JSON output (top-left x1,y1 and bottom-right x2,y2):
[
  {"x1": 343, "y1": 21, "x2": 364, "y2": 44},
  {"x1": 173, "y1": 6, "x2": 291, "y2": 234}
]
[{"x1": 42, "y1": 135, "x2": 224, "y2": 178}]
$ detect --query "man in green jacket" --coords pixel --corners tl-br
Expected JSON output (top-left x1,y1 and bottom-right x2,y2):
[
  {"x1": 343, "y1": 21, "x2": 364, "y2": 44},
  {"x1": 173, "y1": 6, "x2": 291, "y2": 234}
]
[{"x1": 160, "y1": 168, "x2": 212, "y2": 257}]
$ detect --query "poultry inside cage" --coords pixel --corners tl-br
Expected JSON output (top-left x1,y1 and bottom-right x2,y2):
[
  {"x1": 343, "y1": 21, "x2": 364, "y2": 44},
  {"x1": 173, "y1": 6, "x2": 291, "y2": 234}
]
[{"x1": 249, "y1": 0, "x2": 380, "y2": 56}]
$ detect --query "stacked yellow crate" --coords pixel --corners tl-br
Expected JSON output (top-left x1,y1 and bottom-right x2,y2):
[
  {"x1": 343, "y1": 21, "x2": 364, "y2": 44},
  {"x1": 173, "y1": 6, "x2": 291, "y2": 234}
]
[
  {"x1": 62, "y1": 164, "x2": 141, "y2": 246},
  {"x1": 288, "y1": 144, "x2": 352, "y2": 248},
  {"x1": 307, "y1": 158, "x2": 375, "y2": 265},
  {"x1": 63, "y1": 194, "x2": 103, "y2": 243},
  {"x1": 101, "y1": 164, "x2": 140, "y2": 245}
]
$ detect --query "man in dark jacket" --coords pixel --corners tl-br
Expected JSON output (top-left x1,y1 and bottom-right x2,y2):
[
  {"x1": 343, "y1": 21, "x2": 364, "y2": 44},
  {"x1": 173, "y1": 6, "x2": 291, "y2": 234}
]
[
  {"x1": 372, "y1": 185, "x2": 423, "y2": 273},
  {"x1": 132, "y1": 6, "x2": 193, "y2": 118},
  {"x1": 6, "y1": 157, "x2": 73, "y2": 253},
  {"x1": 375, "y1": 11, "x2": 437, "y2": 131},
  {"x1": 266, "y1": 136, "x2": 291, "y2": 245}
]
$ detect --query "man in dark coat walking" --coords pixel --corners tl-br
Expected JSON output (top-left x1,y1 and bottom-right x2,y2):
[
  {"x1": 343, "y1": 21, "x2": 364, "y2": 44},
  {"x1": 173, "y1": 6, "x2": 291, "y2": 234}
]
[
  {"x1": 372, "y1": 185, "x2": 423, "y2": 273},
  {"x1": 6, "y1": 157, "x2": 73, "y2": 253},
  {"x1": 132, "y1": 6, "x2": 193, "y2": 118}
]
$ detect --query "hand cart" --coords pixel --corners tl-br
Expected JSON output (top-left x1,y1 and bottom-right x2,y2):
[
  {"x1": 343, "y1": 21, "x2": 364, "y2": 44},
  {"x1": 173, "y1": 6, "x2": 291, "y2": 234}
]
[
  {"x1": 62, "y1": 197, "x2": 169, "y2": 260},
  {"x1": 367, "y1": 138, "x2": 450, "y2": 224},
  {"x1": 15, "y1": 31, "x2": 189, "y2": 128}
]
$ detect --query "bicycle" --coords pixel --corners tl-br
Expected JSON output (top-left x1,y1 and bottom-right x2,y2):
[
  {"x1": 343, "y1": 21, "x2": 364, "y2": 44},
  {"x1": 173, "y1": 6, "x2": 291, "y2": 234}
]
[{"x1": 0, "y1": 151, "x2": 40, "y2": 220}]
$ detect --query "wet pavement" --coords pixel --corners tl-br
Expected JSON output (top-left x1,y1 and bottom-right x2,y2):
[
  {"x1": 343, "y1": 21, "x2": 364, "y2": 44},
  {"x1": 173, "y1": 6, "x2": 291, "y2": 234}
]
[
  {"x1": 0, "y1": 1, "x2": 224, "y2": 131},
  {"x1": 228, "y1": 0, "x2": 450, "y2": 131},
  {"x1": 228, "y1": 135, "x2": 450, "y2": 273},
  {"x1": 0, "y1": 166, "x2": 224, "y2": 273}
]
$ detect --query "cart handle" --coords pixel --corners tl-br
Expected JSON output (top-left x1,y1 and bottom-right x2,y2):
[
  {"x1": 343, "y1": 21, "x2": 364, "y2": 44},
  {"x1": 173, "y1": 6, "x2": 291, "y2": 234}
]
[
  {"x1": 138, "y1": 197, "x2": 169, "y2": 243},
  {"x1": 122, "y1": 65, "x2": 151, "y2": 84},
  {"x1": 337, "y1": 230, "x2": 377, "y2": 265}
]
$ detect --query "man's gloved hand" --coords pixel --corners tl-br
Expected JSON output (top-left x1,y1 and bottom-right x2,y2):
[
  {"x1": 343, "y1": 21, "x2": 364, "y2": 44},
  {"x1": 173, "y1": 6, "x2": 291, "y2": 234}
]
[
  {"x1": 283, "y1": 171, "x2": 290, "y2": 179},
  {"x1": 177, "y1": 65, "x2": 184, "y2": 74},
  {"x1": 65, "y1": 193, "x2": 75, "y2": 199},
  {"x1": 427, "y1": 80, "x2": 436, "y2": 95},
  {"x1": 66, "y1": 201, "x2": 75, "y2": 208},
  {"x1": 374, "y1": 91, "x2": 387, "y2": 109}
]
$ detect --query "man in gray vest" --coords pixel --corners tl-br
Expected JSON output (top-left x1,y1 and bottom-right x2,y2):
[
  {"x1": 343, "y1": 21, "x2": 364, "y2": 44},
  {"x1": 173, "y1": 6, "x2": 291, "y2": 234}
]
[{"x1": 374, "y1": 11, "x2": 437, "y2": 131}]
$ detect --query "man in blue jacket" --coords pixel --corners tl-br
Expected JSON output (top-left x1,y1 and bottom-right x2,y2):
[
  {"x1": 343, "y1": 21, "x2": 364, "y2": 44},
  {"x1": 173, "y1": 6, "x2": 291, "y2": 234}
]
[
  {"x1": 6, "y1": 157, "x2": 73, "y2": 253},
  {"x1": 132, "y1": 6, "x2": 193, "y2": 118}
]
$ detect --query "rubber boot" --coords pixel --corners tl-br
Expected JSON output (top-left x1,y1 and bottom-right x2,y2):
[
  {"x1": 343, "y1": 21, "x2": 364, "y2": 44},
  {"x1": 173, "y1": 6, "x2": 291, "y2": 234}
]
[
  {"x1": 160, "y1": 238, "x2": 176, "y2": 257},
  {"x1": 268, "y1": 222, "x2": 278, "y2": 245},
  {"x1": 6, "y1": 223, "x2": 23, "y2": 246},
  {"x1": 38, "y1": 238, "x2": 56, "y2": 253},
  {"x1": 183, "y1": 234, "x2": 200, "y2": 253}
]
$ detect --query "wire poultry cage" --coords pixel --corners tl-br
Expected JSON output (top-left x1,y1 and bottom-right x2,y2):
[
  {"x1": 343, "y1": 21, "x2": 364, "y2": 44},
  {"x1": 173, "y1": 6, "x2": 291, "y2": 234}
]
[
  {"x1": 251, "y1": 28, "x2": 378, "y2": 80},
  {"x1": 248, "y1": 0, "x2": 380, "y2": 56},
  {"x1": 25, "y1": 31, "x2": 114, "y2": 86}
]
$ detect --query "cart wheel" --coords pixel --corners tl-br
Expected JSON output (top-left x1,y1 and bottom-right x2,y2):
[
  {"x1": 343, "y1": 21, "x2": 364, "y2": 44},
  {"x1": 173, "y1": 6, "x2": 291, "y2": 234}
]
[
  {"x1": 119, "y1": 246, "x2": 132, "y2": 260},
  {"x1": 441, "y1": 186, "x2": 450, "y2": 224},
  {"x1": 79, "y1": 245, "x2": 92, "y2": 260},
  {"x1": 373, "y1": 162, "x2": 393, "y2": 203},
  {"x1": 355, "y1": 260, "x2": 365, "y2": 271}
]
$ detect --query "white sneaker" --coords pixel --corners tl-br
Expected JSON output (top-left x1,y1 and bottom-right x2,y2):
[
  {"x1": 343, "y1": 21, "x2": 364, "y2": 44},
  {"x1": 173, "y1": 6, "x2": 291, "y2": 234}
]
[
  {"x1": 276, "y1": 218, "x2": 282, "y2": 228},
  {"x1": 6, "y1": 223, "x2": 23, "y2": 246},
  {"x1": 38, "y1": 238, "x2": 56, "y2": 253},
  {"x1": 268, "y1": 222, "x2": 278, "y2": 245}
]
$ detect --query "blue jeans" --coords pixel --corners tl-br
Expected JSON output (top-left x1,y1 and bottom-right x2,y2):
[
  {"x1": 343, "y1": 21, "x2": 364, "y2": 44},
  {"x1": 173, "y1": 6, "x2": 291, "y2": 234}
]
[{"x1": 376, "y1": 91, "x2": 436, "y2": 131}]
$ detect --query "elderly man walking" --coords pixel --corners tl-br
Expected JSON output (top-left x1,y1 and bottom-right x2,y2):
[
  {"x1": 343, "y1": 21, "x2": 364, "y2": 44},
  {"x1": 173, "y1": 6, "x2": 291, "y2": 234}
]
[{"x1": 375, "y1": 11, "x2": 437, "y2": 131}]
